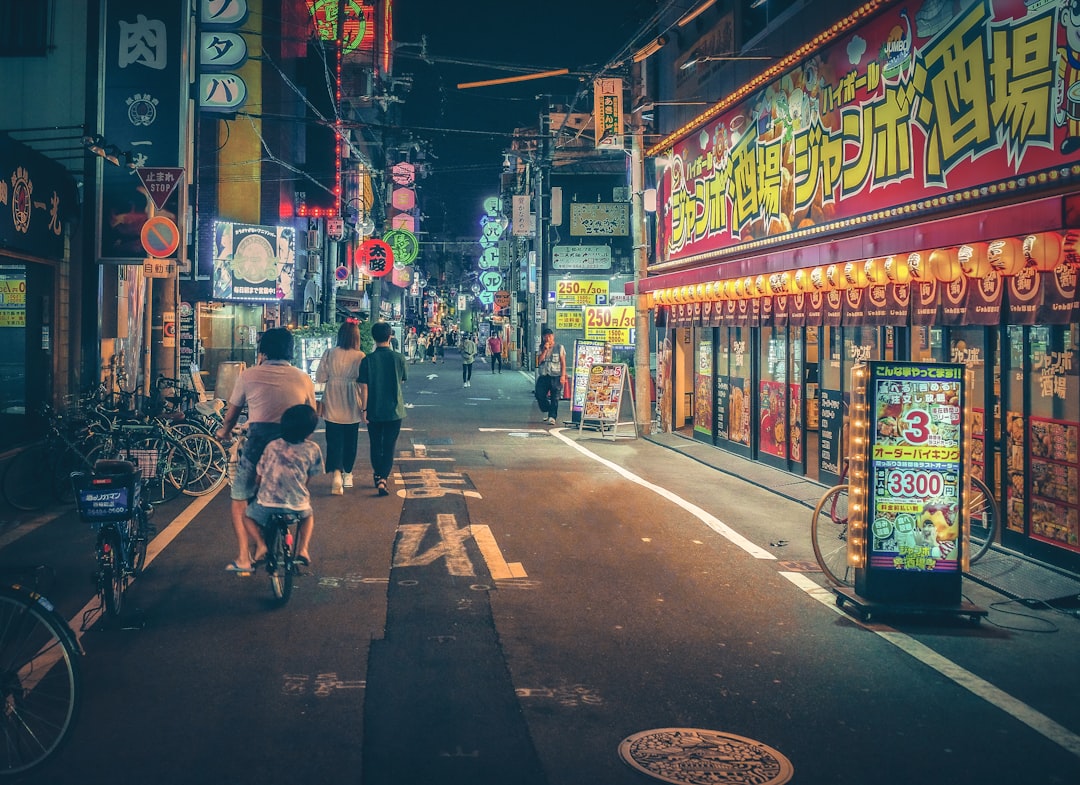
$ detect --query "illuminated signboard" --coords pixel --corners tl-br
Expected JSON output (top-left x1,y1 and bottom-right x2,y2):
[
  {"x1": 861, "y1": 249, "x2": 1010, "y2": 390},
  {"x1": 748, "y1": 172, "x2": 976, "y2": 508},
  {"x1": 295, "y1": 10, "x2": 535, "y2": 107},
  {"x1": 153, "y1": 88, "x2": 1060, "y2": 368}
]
[
  {"x1": 213, "y1": 222, "x2": 296, "y2": 302},
  {"x1": 660, "y1": 0, "x2": 1080, "y2": 263},
  {"x1": 306, "y1": 0, "x2": 372, "y2": 54},
  {"x1": 867, "y1": 362, "x2": 966, "y2": 575}
]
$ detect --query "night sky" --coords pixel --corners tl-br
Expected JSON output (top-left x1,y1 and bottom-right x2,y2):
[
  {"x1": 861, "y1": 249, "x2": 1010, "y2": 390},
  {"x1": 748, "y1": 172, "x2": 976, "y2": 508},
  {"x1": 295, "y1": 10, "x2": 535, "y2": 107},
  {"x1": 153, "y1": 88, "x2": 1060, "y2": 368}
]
[{"x1": 392, "y1": 0, "x2": 657, "y2": 237}]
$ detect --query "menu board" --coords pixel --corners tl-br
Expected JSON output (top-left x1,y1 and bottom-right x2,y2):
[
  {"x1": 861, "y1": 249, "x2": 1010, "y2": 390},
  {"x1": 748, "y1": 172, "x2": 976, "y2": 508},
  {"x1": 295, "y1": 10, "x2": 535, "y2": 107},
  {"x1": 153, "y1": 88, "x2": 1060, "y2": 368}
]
[
  {"x1": 867, "y1": 362, "x2": 965, "y2": 574},
  {"x1": 1029, "y1": 417, "x2": 1080, "y2": 552},
  {"x1": 715, "y1": 376, "x2": 729, "y2": 440},
  {"x1": 582, "y1": 363, "x2": 629, "y2": 422},
  {"x1": 818, "y1": 389, "x2": 845, "y2": 478},
  {"x1": 570, "y1": 340, "x2": 607, "y2": 414}
]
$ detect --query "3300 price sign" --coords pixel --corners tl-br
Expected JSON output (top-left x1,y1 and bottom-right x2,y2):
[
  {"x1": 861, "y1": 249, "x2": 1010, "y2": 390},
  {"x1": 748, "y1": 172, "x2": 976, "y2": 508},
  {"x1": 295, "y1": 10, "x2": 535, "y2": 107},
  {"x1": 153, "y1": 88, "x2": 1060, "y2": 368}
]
[{"x1": 881, "y1": 468, "x2": 948, "y2": 499}]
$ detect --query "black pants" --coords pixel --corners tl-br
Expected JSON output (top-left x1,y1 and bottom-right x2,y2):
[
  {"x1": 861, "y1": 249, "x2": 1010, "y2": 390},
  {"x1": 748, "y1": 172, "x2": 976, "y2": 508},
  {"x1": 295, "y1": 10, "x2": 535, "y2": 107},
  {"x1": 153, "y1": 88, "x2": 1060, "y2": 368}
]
[
  {"x1": 324, "y1": 420, "x2": 360, "y2": 473},
  {"x1": 490, "y1": 353, "x2": 502, "y2": 372},
  {"x1": 463, "y1": 362, "x2": 473, "y2": 383},
  {"x1": 367, "y1": 419, "x2": 402, "y2": 481},
  {"x1": 539, "y1": 375, "x2": 561, "y2": 420}
]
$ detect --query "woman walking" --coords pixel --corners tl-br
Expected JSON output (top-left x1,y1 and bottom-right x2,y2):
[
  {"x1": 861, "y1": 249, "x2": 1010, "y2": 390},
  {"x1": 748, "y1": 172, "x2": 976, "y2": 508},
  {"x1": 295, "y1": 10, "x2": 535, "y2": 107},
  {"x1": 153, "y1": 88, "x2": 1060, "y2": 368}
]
[
  {"x1": 461, "y1": 333, "x2": 477, "y2": 387},
  {"x1": 316, "y1": 321, "x2": 367, "y2": 494}
]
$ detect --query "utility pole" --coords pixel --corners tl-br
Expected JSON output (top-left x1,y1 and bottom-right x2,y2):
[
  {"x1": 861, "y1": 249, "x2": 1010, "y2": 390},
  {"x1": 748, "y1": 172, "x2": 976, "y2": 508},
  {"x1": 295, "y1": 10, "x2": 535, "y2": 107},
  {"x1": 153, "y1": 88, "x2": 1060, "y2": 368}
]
[{"x1": 631, "y1": 74, "x2": 652, "y2": 435}]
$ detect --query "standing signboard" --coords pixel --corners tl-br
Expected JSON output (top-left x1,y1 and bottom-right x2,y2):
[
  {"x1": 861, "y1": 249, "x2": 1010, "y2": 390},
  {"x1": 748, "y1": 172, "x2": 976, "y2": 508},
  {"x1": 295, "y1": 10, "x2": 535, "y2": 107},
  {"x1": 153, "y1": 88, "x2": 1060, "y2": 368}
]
[
  {"x1": 570, "y1": 340, "x2": 608, "y2": 418},
  {"x1": 579, "y1": 363, "x2": 637, "y2": 439},
  {"x1": 854, "y1": 361, "x2": 968, "y2": 605}
]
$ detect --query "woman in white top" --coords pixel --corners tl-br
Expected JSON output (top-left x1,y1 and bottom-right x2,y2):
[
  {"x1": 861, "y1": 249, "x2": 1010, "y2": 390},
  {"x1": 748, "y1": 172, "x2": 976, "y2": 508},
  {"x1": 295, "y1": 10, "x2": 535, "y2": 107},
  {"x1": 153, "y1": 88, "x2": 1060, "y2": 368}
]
[{"x1": 316, "y1": 321, "x2": 367, "y2": 494}]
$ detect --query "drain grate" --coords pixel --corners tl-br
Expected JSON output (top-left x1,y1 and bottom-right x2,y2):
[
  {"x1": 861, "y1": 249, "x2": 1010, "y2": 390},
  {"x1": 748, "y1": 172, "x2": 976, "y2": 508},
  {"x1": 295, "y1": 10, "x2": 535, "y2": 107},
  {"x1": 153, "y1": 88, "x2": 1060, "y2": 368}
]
[{"x1": 619, "y1": 728, "x2": 794, "y2": 784}]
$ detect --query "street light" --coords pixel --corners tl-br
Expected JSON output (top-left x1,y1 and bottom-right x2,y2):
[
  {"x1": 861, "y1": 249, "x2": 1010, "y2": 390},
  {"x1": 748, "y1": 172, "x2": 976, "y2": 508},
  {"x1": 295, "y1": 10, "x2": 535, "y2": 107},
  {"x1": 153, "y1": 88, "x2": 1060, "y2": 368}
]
[{"x1": 680, "y1": 51, "x2": 775, "y2": 69}]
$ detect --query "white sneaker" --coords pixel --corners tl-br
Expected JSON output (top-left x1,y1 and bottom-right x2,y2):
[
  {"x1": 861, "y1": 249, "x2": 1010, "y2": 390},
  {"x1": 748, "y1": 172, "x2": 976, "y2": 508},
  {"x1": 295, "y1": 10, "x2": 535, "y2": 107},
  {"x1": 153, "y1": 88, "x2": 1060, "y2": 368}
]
[
  {"x1": 342, "y1": 472, "x2": 353, "y2": 488},
  {"x1": 331, "y1": 470, "x2": 343, "y2": 495},
  {"x1": 546, "y1": 417, "x2": 557, "y2": 425}
]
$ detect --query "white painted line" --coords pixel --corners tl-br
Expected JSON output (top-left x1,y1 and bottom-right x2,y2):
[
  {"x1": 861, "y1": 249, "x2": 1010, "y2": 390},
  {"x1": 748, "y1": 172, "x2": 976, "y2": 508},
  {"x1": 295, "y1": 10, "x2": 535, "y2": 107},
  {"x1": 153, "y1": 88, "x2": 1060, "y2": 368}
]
[
  {"x1": 779, "y1": 571, "x2": 1080, "y2": 759},
  {"x1": 479, "y1": 428, "x2": 549, "y2": 434},
  {"x1": 547, "y1": 428, "x2": 775, "y2": 560}
]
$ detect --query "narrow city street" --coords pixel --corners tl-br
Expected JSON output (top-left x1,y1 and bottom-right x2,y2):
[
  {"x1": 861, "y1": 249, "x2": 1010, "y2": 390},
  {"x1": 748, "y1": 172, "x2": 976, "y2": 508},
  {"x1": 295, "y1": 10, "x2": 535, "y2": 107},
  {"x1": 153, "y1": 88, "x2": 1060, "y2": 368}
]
[{"x1": 2, "y1": 354, "x2": 1078, "y2": 785}]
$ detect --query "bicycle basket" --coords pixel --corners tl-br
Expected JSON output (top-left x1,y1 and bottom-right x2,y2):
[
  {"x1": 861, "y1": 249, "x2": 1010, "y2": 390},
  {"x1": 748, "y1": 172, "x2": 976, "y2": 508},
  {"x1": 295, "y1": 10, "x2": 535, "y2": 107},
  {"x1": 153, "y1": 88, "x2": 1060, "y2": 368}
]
[{"x1": 72, "y1": 468, "x2": 142, "y2": 523}]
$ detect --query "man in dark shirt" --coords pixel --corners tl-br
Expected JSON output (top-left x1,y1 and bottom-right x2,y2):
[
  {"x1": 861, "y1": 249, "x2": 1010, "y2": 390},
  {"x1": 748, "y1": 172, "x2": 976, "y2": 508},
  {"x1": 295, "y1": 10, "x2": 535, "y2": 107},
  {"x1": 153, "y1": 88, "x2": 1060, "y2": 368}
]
[{"x1": 358, "y1": 321, "x2": 408, "y2": 496}]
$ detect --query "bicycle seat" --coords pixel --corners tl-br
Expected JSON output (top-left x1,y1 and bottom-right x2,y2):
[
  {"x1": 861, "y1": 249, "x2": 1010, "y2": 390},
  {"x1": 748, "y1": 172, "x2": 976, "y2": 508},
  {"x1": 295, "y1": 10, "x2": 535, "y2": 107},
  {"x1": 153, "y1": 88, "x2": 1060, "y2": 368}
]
[{"x1": 93, "y1": 459, "x2": 138, "y2": 476}]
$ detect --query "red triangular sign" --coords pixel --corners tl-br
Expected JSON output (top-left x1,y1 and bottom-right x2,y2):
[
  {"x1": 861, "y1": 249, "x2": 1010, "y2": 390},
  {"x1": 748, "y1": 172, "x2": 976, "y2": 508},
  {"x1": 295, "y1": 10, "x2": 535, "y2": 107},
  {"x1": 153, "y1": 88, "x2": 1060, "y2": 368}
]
[{"x1": 136, "y1": 167, "x2": 185, "y2": 210}]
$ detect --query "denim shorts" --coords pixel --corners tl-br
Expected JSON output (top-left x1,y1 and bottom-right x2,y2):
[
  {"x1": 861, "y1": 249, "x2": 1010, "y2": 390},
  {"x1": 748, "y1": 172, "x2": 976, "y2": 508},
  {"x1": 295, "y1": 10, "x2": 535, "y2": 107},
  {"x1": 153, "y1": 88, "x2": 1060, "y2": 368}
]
[{"x1": 245, "y1": 501, "x2": 311, "y2": 527}]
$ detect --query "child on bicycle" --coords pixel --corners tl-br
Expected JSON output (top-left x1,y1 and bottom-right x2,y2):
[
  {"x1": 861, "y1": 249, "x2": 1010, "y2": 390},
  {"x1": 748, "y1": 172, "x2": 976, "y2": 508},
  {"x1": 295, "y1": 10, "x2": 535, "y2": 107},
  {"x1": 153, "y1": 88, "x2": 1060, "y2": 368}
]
[{"x1": 243, "y1": 403, "x2": 322, "y2": 567}]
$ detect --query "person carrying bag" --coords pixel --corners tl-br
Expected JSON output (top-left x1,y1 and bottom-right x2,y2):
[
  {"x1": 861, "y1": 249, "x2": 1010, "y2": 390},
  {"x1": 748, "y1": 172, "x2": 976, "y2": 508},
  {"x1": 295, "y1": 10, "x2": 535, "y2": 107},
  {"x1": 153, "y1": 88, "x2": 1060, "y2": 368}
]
[{"x1": 536, "y1": 328, "x2": 566, "y2": 425}]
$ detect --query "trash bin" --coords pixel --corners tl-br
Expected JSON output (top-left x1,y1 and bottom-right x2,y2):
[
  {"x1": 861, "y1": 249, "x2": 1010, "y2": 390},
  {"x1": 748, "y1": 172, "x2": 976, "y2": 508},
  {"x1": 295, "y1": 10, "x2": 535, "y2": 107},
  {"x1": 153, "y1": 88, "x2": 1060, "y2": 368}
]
[{"x1": 215, "y1": 361, "x2": 247, "y2": 403}]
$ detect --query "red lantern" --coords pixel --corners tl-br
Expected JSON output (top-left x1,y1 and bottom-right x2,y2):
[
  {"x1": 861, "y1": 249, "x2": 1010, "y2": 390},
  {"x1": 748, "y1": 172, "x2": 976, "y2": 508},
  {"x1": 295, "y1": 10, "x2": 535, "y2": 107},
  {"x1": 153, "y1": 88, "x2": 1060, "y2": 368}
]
[
  {"x1": 1023, "y1": 232, "x2": 1065, "y2": 272},
  {"x1": 987, "y1": 237, "x2": 1024, "y2": 275},
  {"x1": 358, "y1": 239, "x2": 394, "y2": 277},
  {"x1": 958, "y1": 242, "x2": 992, "y2": 278}
]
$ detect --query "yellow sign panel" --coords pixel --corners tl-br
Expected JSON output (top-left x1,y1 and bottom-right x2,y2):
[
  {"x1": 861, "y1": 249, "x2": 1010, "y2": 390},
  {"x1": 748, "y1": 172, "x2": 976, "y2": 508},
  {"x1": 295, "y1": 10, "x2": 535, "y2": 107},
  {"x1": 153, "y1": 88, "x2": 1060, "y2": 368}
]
[
  {"x1": 556, "y1": 310, "x2": 584, "y2": 330},
  {"x1": 555, "y1": 279, "x2": 609, "y2": 306},
  {"x1": 584, "y1": 305, "x2": 635, "y2": 343}
]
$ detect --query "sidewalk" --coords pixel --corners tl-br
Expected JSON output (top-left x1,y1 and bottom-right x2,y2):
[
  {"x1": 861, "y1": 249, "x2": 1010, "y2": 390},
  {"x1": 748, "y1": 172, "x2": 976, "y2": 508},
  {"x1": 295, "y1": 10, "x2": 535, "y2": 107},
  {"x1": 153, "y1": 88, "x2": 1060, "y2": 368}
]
[{"x1": 645, "y1": 429, "x2": 1080, "y2": 607}]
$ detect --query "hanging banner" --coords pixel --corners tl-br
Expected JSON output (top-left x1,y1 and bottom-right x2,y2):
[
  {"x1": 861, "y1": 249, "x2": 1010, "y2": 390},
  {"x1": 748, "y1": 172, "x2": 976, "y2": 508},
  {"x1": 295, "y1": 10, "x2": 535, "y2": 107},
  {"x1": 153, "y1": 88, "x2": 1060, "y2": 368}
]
[{"x1": 593, "y1": 78, "x2": 623, "y2": 149}]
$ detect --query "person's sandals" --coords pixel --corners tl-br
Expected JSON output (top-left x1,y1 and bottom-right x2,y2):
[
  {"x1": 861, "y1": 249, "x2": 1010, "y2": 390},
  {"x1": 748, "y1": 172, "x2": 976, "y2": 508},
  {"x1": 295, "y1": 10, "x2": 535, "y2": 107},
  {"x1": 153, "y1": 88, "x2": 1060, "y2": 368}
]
[
  {"x1": 225, "y1": 561, "x2": 254, "y2": 573},
  {"x1": 376, "y1": 478, "x2": 389, "y2": 496},
  {"x1": 295, "y1": 555, "x2": 311, "y2": 567}
]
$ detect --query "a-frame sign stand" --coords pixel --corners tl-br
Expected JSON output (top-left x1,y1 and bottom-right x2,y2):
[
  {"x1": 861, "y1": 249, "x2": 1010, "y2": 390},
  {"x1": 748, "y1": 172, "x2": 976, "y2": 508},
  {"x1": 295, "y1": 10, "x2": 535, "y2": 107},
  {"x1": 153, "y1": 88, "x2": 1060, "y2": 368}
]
[{"x1": 578, "y1": 363, "x2": 638, "y2": 439}]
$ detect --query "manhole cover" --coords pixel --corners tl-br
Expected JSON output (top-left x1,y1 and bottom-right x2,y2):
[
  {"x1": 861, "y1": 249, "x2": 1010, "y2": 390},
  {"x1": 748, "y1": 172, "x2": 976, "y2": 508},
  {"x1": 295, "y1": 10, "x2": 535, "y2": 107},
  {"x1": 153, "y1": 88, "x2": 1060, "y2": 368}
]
[{"x1": 618, "y1": 728, "x2": 794, "y2": 784}]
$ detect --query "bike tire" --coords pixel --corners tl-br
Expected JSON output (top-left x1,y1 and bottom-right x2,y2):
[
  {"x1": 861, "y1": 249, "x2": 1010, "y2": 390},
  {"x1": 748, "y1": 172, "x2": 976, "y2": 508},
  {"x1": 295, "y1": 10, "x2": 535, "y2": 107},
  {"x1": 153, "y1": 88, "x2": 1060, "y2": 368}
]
[
  {"x1": 179, "y1": 433, "x2": 228, "y2": 497},
  {"x1": 1, "y1": 444, "x2": 51, "y2": 512},
  {"x1": 98, "y1": 528, "x2": 125, "y2": 617},
  {"x1": 266, "y1": 525, "x2": 293, "y2": 605},
  {"x1": 967, "y1": 475, "x2": 998, "y2": 565},
  {"x1": 130, "y1": 507, "x2": 149, "y2": 576},
  {"x1": 811, "y1": 484, "x2": 854, "y2": 587},
  {"x1": 0, "y1": 585, "x2": 81, "y2": 775}
]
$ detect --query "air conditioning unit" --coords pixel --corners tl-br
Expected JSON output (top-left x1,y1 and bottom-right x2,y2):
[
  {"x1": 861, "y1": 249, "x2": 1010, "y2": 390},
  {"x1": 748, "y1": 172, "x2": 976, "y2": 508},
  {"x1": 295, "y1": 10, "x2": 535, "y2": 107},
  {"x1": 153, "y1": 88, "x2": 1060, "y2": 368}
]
[
  {"x1": 306, "y1": 229, "x2": 320, "y2": 250},
  {"x1": 306, "y1": 254, "x2": 320, "y2": 274}
]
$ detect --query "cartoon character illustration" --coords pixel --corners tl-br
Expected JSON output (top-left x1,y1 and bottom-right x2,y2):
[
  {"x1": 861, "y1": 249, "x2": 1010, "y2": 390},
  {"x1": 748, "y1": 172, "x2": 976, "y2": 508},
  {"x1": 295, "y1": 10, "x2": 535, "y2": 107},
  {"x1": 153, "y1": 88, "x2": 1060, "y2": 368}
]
[
  {"x1": 1057, "y1": 0, "x2": 1080, "y2": 155},
  {"x1": 914, "y1": 518, "x2": 942, "y2": 559}
]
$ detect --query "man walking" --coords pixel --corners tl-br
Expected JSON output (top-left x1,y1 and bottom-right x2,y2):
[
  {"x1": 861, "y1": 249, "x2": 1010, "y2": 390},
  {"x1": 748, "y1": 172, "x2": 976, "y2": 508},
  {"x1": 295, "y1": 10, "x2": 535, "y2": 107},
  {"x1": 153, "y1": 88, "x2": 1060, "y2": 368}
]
[
  {"x1": 487, "y1": 332, "x2": 503, "y2": 373},
  {"x1": 358, "y1": 321, "x2": 408, "y2": 496}
]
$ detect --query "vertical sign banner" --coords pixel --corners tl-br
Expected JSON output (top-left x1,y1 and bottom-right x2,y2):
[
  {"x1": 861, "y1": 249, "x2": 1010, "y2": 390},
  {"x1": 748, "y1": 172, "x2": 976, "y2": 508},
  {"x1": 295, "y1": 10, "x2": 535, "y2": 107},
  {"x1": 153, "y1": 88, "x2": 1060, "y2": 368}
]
[
  {"x1": 867, "y1": 362, "x2": 965, "y2": 574},
  {"x1": 100, "y1": 0, "x2": 184, "y2": 261},
  {"x1": 593, "y1": 78, "x2": 623, "y2": 149},
  {"x1": 512, "y1": 194, "x2": 531, "y2": 237}
]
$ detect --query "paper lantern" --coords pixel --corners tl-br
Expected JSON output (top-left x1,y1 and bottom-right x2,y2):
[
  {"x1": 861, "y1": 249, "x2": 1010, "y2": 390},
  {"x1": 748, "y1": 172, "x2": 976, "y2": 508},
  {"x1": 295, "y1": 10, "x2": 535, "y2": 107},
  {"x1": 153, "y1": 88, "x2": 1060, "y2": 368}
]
[
  {"x1": 864, "y1": 258, "x2": 887, "y2": 284},
  {"x1": 929, "y1": 248, "x2": 962, "y2": 282},
  {"x1": 907, "y1": 250, "x2": 931, "y2": 281},
  {"x1": 883, "y1": 254, "x2": 911, "y2": 284},
  {"x1": 987, "y1": 237, "x2": 1024, "y2": 275},
  {"x1": 773, "y1": 272, "x2": 790, "y2": 294},
  {"x1": 843, "y1": 261, "x2": 869, "y2": 288},
  {"x1": 826, "y1": 263, "x2": 849, "y2": 290},
  {"x1": 1064, "y1": 231, "x2": 1080, "y2": 267},
  {"x1": 724, "y1": 279, "x2": 739, "y2": 299},
  {"x1": 714, "y1": 281, "x2": 726, "y2": 300},
  {"x1": 743, "y1": 276, "x2": 758, "y2": 298},
  {"x1": 755, "y1": 275, "x2": 770, "y2": 296},
  {"x1": 809, "y1": 266, "x2": 829, "y2": 291},
  {"x1": 696, "y1": 283, "x2": 707, "y2": 301},
  {"x1": 1023, "y1": 232, "x2": 1065, "y2": 272},
  {"x1": 733, "y1": 278, "x2": 746, "y2": 298},
  {"x1": 958, "y1": 243, "x2": 992, "y2": 278},
  {"x1": 793, "y1": 269, "x2": 810, "y2": 292}
]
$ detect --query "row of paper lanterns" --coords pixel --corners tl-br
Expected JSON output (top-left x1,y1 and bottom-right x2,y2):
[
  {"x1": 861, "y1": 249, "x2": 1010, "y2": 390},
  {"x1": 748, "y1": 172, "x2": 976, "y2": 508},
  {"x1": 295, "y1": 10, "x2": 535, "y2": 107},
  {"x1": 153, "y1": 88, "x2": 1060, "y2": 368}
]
[{"x1": 650, "y1": 232, "x2": 1076, "y2": 306}]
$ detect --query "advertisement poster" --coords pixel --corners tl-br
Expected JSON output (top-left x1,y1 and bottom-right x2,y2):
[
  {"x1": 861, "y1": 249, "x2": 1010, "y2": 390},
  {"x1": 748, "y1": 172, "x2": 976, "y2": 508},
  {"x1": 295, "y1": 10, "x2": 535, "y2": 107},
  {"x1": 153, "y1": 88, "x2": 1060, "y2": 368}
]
[
  {"x1": 868, "y1": 362, "x2": 965, "y2": 573},
  {"x1": 727, "y1": 376, "x2": 750, "y2": 446},
  {"x1": 213, "y1": 222, "x2": 296, "y2": 302},
  {"x1": 758, "y1": 380, "x2": 787, "y2": 459},
  {"x1": 695, "y1": 339, "x2": 713, "y2": 436},
  {"x1": 571, "y1": 340, "x2": 607, "y2": 414},
  {"x1": 1028, "y1": 417, "x2": 1080, "y2": 551},
  {"x1": 715, "y1": 374, "x2": 729, "y2": 441},
  {"x1": 582, "y1": 363, "x2": 628, "y2": 422}
]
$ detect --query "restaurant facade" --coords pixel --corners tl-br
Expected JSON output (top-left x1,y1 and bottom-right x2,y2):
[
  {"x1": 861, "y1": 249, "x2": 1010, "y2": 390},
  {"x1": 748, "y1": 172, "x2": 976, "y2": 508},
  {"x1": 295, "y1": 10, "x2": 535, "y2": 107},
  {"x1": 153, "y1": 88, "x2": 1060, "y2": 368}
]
[{"x1": 638, "y1": 0, "x2": 1080, "y2": 573}]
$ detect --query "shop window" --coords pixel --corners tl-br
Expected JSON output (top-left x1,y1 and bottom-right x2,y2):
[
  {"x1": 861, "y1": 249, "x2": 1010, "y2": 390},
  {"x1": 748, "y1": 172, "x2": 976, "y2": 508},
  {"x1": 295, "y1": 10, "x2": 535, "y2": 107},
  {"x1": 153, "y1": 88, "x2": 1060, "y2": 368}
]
[{"x1": 0, "y1": 2, "x2": 51, "y2": 57}]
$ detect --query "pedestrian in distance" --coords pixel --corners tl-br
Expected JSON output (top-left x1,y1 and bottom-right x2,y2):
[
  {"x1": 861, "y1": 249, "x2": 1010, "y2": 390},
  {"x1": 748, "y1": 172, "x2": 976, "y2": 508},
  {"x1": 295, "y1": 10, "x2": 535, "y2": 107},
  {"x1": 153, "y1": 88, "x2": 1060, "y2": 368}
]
[
  {"x1": 243, "y1": 403, "x2": 322, "y2": 567},
  {"x1": 416, "y1": 333, "x2": 428, "y2": 363},
  {"x1": 487, "y1": 332, "x2": 503, "y2": 373},
  {"x1": 405, "y1": 329, "x2": 418, "y2": 363},
  {"x1": 461, "y1": 332, "x2": 477, "y2": 387},
  {"x1": 435, "y1": 332, "x2": 447, "y2": 364},
  {"x1": 358, "y1": 321, "x2": 408, "y2": 496},
  {"x1": 315, "y1": 320, "x2": 367, "y2": 495},
  {"x1": 536, "y1": 328, "x2": 566, "y2": 425},
  {"x1": 425, "y1": 333, "x2": 437, "y2": 363},
  {"x1": 216, "y1": 327, "x2": 317, "y2": 572}
]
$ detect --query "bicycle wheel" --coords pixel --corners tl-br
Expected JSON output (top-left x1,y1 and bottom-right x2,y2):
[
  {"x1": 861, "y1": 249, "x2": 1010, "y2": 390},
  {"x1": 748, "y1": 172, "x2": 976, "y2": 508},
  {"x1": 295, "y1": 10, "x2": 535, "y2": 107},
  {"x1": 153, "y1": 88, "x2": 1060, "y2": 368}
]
[
  {"x1": 129, "y1": 508, "x2": 149, "y2": 576},
  {"x1": 1, "y1": 444, "x2": 50, "y2": 511},
  {"x1": 179, "y1": 433, "x2": 228, "y2": 497},
  {"x1": 967, "y1": 476, "x2": 998, "y2": 565},
  {"x1": 98, "y1": 528, "x2": 125, "y2": 617},
  {"x1": 0, "y1": 585, "x2": 81, "y2": 775},
  {"x1": 266, "y1": 525, "x2": 294, "y2": 605},
  {"x1": 811, "y1": 484, "x2": 854, "y2": 586}
]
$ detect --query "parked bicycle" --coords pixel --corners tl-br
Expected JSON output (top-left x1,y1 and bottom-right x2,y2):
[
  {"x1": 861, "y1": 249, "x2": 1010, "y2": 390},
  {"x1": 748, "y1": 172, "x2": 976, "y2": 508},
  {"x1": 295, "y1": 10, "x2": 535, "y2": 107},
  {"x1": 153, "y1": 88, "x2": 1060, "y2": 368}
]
[
  {"x1": 84, "y1": 419, "x2": 193, "y2": 506},
  {"x1": 811, "y1": 475, "x2": 999, "y2": 587},
  {"x1": 1, "y1": 403, "x2": 98, "y2": 512},
  {"x1": 0, "y1": 574, "x2": 82, "y2": 775},
  {"x1": 71, "y1": 460, "x2": 155, "y2": 617}
]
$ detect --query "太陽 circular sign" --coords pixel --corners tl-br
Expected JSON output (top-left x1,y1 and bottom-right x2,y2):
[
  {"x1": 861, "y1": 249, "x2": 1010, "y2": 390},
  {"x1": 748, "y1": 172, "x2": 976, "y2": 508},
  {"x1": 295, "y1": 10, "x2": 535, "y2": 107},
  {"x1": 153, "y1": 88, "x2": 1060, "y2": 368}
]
[{"x1": 141, "y1": 216, "x2": 180, "y2": 258}]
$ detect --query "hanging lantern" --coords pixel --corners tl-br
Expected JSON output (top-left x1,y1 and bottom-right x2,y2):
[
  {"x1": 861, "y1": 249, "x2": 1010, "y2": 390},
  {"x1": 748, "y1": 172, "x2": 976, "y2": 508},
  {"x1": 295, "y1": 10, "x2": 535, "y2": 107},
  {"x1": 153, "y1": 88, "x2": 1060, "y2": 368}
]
[
  {"x1": 744, "y1": 276, "x2": 758, "y2": 297},
  {"x1": 793, "y1": 268, "x2": 810, "y2": 293},
  {"x1": 809, "y1": 266, "x2": 829, "y2": 291},
  {"x1": 1023, "y1": 232, "x2": 1065, "y2": 272},
  {"x1": 826, "y1": 263, "x2": 849, "y2": 290},
  {"x1": 883, "y1": 254, "x2": 911, "y2": 284},
  {"x1": 843, "y1": 261, "x2": 869, "y2": 288},
  {"x1": 987, "y1": 237, "x2": 1025, "y2": 275},
  {"x1": 755, "y1": 275, "x2": 770, "y2": 296},
  {"x1": 733, "y1": 278, "x2": 746, "y2": 298},
  {"x1": 724, "y1": 279, "x2": 739, "y2": 299},
  {"x1": 1064, "y1": 231, "x2": 1080, "y2": 267},
  {"x1": 929, "y1": 248, "x2": 963, "y2": 282},
  {"x1": 714, "y1": 280, "x2": 727, "y2": 300},
  {"x1": 772, "y1": 272, "x2": 790, "y2": 294},
  {"x1": 864, "y1": 258, "x2": 887, "y2": 284},
  {"x1": 907, "y1": 250, "x2": 931, "y2": 280},
  {"x1": 958, "y1": 242, "x2": 992, "y2": 278}
]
